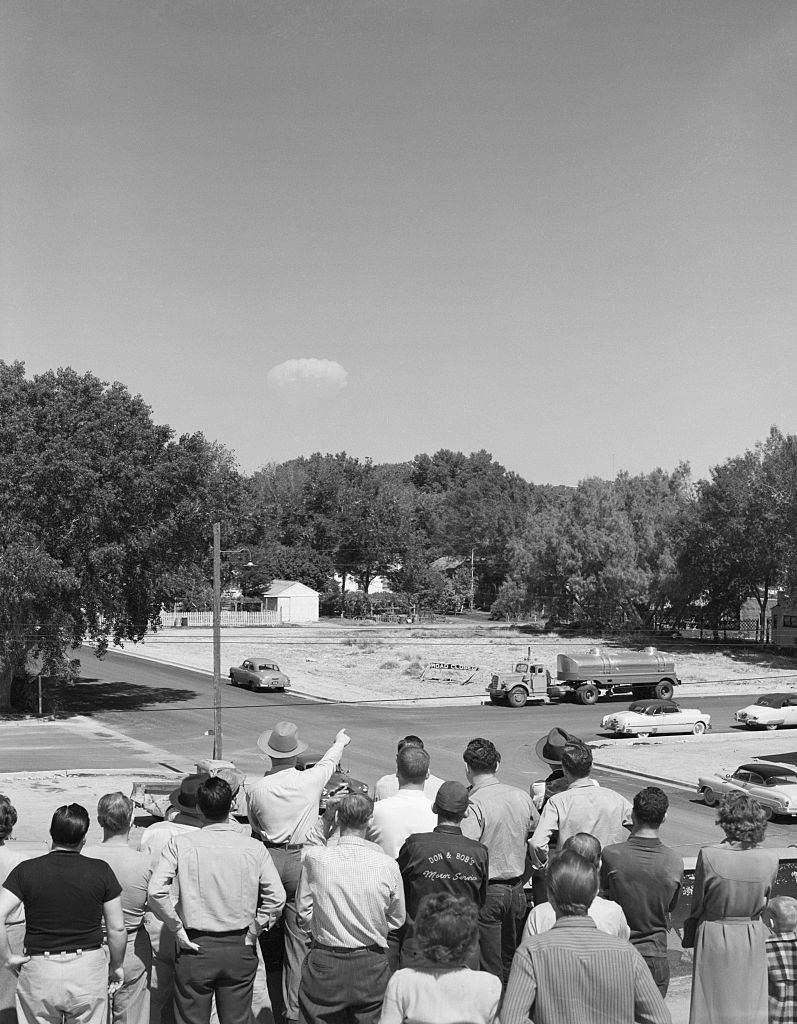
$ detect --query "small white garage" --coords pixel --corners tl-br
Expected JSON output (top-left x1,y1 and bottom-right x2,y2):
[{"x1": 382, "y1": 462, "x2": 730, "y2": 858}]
[{"x1": 263, "y1": 580, "x2": 320, "y2": 624}]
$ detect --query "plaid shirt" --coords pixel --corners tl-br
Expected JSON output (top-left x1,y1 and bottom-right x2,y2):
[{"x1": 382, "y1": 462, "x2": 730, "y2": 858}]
[
  {"x1": 767, "y1": 934, "x2": 797, "y2": 1024},
  {"x1": 296, "y1": 835, "x2": 405, "y2": 948}
]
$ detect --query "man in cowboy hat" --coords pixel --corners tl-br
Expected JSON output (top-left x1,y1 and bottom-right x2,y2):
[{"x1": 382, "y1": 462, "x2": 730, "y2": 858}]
[
  {"x1": 532, "y1": 727, "x2": 596, "y2": 810},
  {"x1": 529, "y1": 740, "x2": 632, "y2": 871},
  {"x1": 246, "y1": 723, "x2": 351, "y2": 1024}
]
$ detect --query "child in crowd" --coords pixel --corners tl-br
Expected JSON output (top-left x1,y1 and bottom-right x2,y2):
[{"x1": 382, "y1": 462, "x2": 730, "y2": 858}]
[
  {"x1": 379, "y1": 894, "x2": 501, "y2": 1024},
  {"x1": 766, "y1": 895, "x2": 797, "y2": 1024}
]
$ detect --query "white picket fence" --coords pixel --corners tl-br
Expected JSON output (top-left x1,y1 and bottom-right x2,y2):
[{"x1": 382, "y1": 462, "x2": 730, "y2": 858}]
[{"x1": 160, "y1": 610, "x2": 281, "y2": 628}]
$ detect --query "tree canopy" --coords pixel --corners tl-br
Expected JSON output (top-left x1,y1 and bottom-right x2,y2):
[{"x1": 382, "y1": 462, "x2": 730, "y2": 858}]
[{"x1": 0, "y1": 362, "x2": 241, "y2": 707}]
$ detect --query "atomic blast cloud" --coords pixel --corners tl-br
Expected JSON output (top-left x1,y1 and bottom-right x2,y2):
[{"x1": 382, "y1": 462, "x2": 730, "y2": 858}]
[{"x1": 266, "y1": 358, "x2": 349, "y2": 409}]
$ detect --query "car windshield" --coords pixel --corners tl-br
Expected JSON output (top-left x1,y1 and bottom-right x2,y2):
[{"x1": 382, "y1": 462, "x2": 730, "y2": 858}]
[
  {"x1": 514, "y1": 664, "x2": 528, "y2": 672},
  {"x1": 756, "y1": 696, "x2": 787, "y2": 708}
]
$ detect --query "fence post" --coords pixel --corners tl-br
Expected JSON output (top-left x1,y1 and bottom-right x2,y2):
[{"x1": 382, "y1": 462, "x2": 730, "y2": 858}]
[{"x1": 38, "y1": 674, "x2": 43, "y2": 717}]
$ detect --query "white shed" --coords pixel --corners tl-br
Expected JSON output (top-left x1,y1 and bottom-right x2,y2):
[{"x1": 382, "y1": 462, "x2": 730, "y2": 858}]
[{"x1": 263, "y1": 580, "x2": 320, "y2": 624}]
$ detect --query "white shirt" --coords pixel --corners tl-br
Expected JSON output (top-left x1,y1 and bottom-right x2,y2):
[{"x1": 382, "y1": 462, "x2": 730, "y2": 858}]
[
  {"x1": 246, "y1": 739, "x2": 346, "y2": 844},
  {"x1": 521, "y1": 896, "x2": 630, "y2": 941},
  {"x1": 367, "y1": 790, "x2": 437, "y2": 858},
  {"x1": 374, "y1": 773, "x2": 444, "y2": 802}
]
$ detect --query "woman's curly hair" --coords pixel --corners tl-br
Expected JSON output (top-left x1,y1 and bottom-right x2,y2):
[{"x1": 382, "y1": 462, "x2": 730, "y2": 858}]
[
  {"x1": 717, "y1": 791, "x2": 768, "y2": 845},
  {"x1": 413, "y1": 893, "x2": 479, "y2": 966},
  {"x1": 0, "y1": 795, "x2": 18, "y2": 842}
]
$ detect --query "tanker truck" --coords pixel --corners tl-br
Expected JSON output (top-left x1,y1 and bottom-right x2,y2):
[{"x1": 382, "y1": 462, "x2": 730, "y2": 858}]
[{"x1": 486, "y1": 646, "x2": 680, "y2": 708}]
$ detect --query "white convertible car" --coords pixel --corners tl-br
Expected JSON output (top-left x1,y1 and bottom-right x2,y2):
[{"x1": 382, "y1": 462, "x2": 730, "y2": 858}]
[
  {"x1": 734, "y1": 693, "x2": 797, "y2": 730},
  {"x1": 698, "y1": 761, "x2": 797, "y2": 818},
  {"x1": 601, "y1": 698, "x2": 711, "y2": 737}
]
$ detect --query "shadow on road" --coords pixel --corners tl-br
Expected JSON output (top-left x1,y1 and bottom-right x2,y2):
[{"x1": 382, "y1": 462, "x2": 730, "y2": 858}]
[{"x1": 53, "y1": 677, "x2": 200, "y2": 716}]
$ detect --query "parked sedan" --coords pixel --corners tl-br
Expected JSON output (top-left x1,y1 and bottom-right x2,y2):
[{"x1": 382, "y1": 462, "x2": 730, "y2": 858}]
[
  {"x1": 734, "y1": 693, "x2": 797, "y2": 730},
  {"x1": 697, "y1": 761, "x2": 797, "y2": 818},
  {"x1": 228, "y1": 656, "x2": 290, "y2": 692},
  {"x1": 601, "y1": 698, "x2": 710, "y2": 737}
]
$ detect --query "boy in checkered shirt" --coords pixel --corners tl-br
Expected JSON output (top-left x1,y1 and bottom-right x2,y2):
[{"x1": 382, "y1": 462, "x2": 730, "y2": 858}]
[{"x1": 766, "y1": 895, "x2": 797, "y2": 1024}]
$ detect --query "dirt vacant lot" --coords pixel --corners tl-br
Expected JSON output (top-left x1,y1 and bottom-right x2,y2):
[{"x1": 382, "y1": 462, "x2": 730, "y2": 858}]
[{"x1": 113, "y1": 621, "x2": 797, "y2": 706}]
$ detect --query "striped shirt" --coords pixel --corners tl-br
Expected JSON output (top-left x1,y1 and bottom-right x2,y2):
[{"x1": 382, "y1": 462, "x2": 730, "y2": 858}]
[
  {"x1": 296, "y1": 835, "x2": 405, "y2": 948},
  {"x1": 501, "y1": 916, "x2": 670, "y2": 1024}
]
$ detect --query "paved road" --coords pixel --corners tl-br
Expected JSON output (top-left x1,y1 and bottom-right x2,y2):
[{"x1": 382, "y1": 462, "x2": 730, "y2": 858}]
[{"x1": 65, "y1": 649, "x2": 797, "y2": 857}]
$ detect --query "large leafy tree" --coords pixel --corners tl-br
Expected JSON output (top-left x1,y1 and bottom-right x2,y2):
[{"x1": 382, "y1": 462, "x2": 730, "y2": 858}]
[
  {"x1": 0, "y1": 362, "x2": 242, "y2": 707},
  {"x1": 677, "y1": 428, "x2": 797, "y2": 632},
  {"x1": 247, "y1": 453, "x2": 408, "y2": 600},
  {"x1": 508, "y1": 468, "x2": 689, "y2": 626},
  {"x1": 410, "y1": 449, "x2": 533, "y2": 606}
]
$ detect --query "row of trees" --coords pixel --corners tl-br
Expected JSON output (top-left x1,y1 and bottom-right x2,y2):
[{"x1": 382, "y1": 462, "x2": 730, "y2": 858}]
[{"x1": 1, "y1": 360, "x2": 796, "y2": 707}]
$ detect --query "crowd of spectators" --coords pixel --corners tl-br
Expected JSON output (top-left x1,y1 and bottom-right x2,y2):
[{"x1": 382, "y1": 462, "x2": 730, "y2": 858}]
[{"x1": 0, "y1": 725, "x2": 795, "y2": 1024}]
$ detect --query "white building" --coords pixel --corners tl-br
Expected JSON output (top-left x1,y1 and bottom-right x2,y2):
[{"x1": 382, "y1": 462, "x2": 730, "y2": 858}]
[{"x1": 262, "y1": 580, "x2": 319, "y2": 623}]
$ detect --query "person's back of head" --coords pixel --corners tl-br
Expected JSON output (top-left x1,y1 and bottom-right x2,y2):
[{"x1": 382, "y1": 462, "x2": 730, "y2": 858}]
[
  {"x1": 397, "y1": 735, "x2": 424, "y2": 753},
  {"x1": 97, "y1": 792, "x2": 134, "y2": 836},
  {"x1": 563, "y1": 832, "x2": 601, "y2": 868},
  {"x1": 50, "y1": 803, "x2": 90, "y2": 848},
  {"x1": 633, "y1": 786, "x2": 668, "y2": 829},
  {"x1": 547, "y1": 850, "x2": 598, "y2": 918},
  {"x1": 197, "y1": 777, "x2": 233, "y2": 823},
  {"x1": 463, "y1": 737, "x2": 500, "y2": 776},
  {"x1": 337, "y1": 792, "x2": 374, "y2": 833},
  {"x1": 561, "y1": 742, "x2": 592, "y2": 780},
  {"x1": 769, "y1": 896, "x2": 797, "y2": 936},
  {"x1": 0, "y1": 795, "x2": 18, "y2": 843},
  {"x1": 414, "y1": 893, "x2": 479, "y2": 966},
  {"x1": 397, "y1": 745, "x2": 430, "y2": 787}
]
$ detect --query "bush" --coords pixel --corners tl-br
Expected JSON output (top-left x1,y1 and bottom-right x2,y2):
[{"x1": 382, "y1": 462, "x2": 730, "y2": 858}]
[{"x1": 380, "y1": 660, "x2": 400, "y2": 670}]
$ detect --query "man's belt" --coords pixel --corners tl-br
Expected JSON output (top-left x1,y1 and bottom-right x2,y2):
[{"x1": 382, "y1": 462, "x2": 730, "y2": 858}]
[
  {"x1": 313, "y1": 941, "x2": 385, "y2": 954},
  {"x1": 488, "y1": 875, "x2": 524, "y2": 886},
  {"x1": 28, "y1": 944, "x2": 103, "y2": 957},
  {"x1": 185, "y1": 927, "x2": 248, "y2": 939},
  {"x1": 263, "y1": 840, "x2": 303, "y2": 850}
]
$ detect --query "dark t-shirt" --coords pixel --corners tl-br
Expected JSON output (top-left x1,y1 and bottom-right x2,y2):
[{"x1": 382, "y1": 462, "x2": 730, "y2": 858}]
[
  {"x1": 600, "y1": 836, "x2": 684, "y2": 958},
  {"x1": 4, "y1": 850, "x2": 122, "y2": 954},
  {"x1": 397, "y1": 824, "x2": 489, "y2": 922}
]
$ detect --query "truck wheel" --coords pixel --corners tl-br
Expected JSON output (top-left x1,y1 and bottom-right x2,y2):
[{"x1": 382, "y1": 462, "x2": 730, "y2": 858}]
[
  {"x1": 577, "y1": 684, "x2": 599, "y2": 705},
  {"x1": 654, "y1": 680, "x2": 674, "y2": 700},
  {"x1": 507, "y1": 687, "x2": 528, "y2": 708}
]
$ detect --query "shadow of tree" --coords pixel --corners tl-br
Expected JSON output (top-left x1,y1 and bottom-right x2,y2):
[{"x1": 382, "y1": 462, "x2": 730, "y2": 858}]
[{"x1": 53, "y1": 678, "x2": 200, "y2": 716}]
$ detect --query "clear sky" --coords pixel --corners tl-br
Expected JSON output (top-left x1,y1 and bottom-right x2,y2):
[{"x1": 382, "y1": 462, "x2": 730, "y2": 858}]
[{"x1": 3, "y1": 1, "x2": 795, "y2": 485}]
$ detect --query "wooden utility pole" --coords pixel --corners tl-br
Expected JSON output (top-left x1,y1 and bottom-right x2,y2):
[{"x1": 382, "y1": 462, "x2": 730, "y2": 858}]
[{"x1": 212, "y1": 522, "x2": 222, "y2": 759}]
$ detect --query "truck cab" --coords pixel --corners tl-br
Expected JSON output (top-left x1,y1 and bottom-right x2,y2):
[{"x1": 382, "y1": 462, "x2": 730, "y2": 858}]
[{"x1": 486, "y1": 661, "x2": 550, "y2": 708}]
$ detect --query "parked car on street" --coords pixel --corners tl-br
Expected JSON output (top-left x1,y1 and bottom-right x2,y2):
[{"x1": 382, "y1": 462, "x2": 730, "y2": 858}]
[
  {"x1": 228, "y1": 656, "x2": 290, "y2": 692},
  {"x1": 600, "y1": 698, "x2": 710, "y2": 737},
  {"x1": 734, "y1": 693, "x2": 797, "y2": 730},
  {"x1": 697, "y1": 761, "x2": 797, "y2": 818}
]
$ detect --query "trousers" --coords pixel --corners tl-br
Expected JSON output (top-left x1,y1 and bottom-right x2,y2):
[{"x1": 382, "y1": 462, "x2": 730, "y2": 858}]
[
  {"x1": 258, "y1": 846, "x2": 308, "y2": 1021},
  {"x1": 298, "y1": 946, "x2": 390, "y2": 1024},
  {"x1": 478, "y1": 881, "x2": 526, "y2": 985},
  {"x1": 15, "y1": 948, "x2": 108, "y2": 1024},
  {"x1": 173, "y1": 932, "x2": 257, "y2": 1024},
  {"x1": 109, "y1": 929, "x2": 152, "y2": 1024}
]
